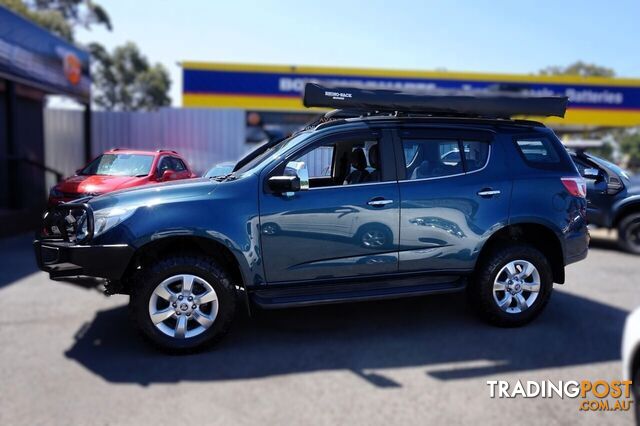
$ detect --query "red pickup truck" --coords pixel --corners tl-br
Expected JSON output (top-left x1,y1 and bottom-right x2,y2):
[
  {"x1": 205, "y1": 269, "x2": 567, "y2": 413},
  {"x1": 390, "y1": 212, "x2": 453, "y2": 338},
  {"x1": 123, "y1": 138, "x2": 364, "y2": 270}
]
[{"x1": 48, "y1": 148, "x2": 196, "y2": 205}]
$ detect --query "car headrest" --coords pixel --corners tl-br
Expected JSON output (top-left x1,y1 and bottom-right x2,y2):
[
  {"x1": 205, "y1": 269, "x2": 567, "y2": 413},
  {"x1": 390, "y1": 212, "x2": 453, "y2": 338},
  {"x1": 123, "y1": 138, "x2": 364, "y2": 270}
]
[
  {"x1": 369, "y1": 144, "x2": 379, "y2": 169},
  {"x1": 350, "y1": 148, "x2": 367, "y2": 171},
  {"x1": 412, "y1": 160, "x2": 432, "y2": 179}
]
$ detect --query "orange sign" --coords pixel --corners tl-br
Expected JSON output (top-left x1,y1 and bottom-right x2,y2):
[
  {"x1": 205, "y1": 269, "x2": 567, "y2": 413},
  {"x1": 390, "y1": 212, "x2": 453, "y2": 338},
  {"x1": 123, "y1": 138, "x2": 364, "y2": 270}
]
[{"x1": 63, "y1": 53, "x2": 81, "y2": 86}]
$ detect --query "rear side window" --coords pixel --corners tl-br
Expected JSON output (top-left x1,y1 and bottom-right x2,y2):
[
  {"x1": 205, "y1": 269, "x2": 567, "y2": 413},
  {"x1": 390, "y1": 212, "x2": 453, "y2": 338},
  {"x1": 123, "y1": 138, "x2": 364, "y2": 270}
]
[
  {"x1": 515, "y1": 138, "x2": 560, "y2": 165},
  {"x1": 401, "y1": 138, "x2": 491, "y2": 180},
  {"x1": 403, "y1": 139, "x2": 463, "y2": 180}
]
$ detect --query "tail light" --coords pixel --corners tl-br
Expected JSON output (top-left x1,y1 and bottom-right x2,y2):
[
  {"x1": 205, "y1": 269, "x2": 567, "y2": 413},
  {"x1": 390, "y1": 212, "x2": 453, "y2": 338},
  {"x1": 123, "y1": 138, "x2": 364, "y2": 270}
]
[{"x1": 561, "y1": 177, "x2": 587, "y2": 198}]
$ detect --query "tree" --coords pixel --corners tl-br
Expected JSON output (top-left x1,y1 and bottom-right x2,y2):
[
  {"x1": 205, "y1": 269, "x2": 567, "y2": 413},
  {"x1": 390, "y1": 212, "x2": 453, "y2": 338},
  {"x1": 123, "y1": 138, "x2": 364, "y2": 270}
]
[
  {"x1": 90, "y1": 42, "x2": 171, "y2": 111},
  {"x1": 0, "y1": 0, "x2": 111, "y2": 42},
  {"x1": 619, "y1": 132, "x2": 640, "y2": 171},
  {"x1": 2, "y1": 0, "x2": 171, "y2": 110},
  {"x1": 539, "y1": 61, "x2": 615, "y2": 78}
]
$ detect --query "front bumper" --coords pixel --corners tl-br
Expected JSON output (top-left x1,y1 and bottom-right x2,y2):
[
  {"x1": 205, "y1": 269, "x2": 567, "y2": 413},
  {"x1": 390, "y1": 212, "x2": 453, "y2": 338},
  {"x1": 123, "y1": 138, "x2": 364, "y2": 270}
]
[
  {"x1": 35, "y1": 202, "x2": 134, "y2": 281},
  {"x1": 34, "y1": 240, "x2": 134, "y2": 281}
]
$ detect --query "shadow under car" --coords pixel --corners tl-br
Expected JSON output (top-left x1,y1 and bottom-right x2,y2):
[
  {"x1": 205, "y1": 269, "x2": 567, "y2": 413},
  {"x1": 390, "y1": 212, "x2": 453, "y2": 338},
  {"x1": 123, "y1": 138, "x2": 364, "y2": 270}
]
[{"x1": 65, "y1": 290, "x2": 627, "y2": 388}]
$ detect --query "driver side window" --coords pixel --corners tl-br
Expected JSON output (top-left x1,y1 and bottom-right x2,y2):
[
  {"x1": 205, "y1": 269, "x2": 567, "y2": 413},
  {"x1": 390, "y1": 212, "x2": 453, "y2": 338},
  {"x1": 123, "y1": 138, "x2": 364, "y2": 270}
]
[
  {"x1": 157, "y1": 157, "x2": 173, "y2": 176},
  {"x1": 287, "y1": 137, "x2": 381, "y2": 188},
  {"x1": 573, "y1": 157, "x2": 592, "y2": 175}
]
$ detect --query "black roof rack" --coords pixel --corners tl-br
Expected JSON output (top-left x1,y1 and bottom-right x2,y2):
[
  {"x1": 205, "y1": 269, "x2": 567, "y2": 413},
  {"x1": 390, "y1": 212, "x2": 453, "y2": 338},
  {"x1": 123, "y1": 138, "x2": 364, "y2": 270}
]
[
  {"x1": 303, "y1": 83, "x2": 568, "y2": 119},
  {"x1": 156, "y1": 149, "x2": 178, "y2": 154}
]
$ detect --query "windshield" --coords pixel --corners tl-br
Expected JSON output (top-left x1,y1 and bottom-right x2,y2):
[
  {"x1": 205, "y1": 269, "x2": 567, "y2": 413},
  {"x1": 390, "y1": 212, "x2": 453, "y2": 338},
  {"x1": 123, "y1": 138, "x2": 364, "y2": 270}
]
[
  {"x1": 588, "y1": 155, "x2": 632, "y2": 180},
  {"x1": 204, "y1": 164, "x2": 235, "y2": 178},
  {"x1": 234, "y1": 132, "x2": 311, "y2": 175},
  {"x1": 80, "y1": 154, "x2": 154, "y2": 177}
]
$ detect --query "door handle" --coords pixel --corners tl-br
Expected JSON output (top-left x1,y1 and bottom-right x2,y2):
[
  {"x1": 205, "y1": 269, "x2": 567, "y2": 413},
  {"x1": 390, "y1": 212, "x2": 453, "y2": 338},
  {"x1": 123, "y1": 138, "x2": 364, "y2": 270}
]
[
  {"x1": 367, "y1": 198, "x2": 394, "y2": 207},
  {"x1": 477, "y1": 189, "x2": 501, "y2": 197}
]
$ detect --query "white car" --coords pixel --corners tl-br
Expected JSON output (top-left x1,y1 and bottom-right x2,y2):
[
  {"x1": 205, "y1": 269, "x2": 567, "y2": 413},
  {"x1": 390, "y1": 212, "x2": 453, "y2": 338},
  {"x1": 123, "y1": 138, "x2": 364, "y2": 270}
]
[{"x1": 622, "y1": 307, "x2": 640, "y2": 422}]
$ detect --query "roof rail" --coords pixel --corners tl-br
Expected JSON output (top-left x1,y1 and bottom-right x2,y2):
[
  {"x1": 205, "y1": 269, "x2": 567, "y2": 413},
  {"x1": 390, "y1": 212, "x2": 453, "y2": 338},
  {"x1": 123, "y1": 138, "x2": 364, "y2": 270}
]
[
  {"x1": 156, "y1": 149, "x2": 178, "y2": 154},
  {"x1": 303, "y1": 83, "x2": 568, "y2": 119}
]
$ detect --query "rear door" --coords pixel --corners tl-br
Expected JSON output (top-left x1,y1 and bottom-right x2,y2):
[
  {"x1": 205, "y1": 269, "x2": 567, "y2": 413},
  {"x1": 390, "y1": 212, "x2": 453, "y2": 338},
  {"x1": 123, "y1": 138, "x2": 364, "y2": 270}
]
[{"x1": 395, "y1": 128, "x2": 511, "y2": 273}]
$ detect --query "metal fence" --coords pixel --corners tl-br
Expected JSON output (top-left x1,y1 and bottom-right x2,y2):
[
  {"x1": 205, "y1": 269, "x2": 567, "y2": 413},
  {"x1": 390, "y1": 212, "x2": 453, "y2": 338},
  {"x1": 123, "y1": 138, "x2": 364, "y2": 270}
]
[
  {"x1": 44, "y1": 108, "x2": 85, "y2": 189},
  {"x1": 44, "y1": 107, "x2": 247, "y2": 180},
  {"x1": 299, "y1": 146, "x2": 334, "y2": 177},
  {"x1": 92, "y1": 108, "x2": 246, "y2": 174}
]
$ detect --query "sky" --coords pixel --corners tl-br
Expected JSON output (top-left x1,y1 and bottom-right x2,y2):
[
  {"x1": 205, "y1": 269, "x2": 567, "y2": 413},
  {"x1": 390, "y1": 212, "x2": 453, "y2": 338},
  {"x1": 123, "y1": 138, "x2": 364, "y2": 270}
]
[{"x1": 75, "y1": 0, "x2": 640, "y2": 107}]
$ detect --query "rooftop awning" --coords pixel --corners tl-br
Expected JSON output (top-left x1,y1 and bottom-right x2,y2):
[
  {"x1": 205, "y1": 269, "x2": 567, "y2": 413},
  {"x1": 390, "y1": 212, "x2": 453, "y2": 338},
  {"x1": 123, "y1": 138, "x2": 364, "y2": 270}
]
[{"x1": 303, "y1": 83, "x2": 568, "y2": 119}]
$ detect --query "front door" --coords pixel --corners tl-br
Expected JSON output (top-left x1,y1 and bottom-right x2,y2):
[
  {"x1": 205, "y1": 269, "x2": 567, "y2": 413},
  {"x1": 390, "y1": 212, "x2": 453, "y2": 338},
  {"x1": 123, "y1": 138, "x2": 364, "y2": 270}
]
[
  {"x1": 573, "y1": 156, "x2": 609, "y2": 225},
  {"x1": 259, "y1": 130, "x2": 400, "y2": 283}
]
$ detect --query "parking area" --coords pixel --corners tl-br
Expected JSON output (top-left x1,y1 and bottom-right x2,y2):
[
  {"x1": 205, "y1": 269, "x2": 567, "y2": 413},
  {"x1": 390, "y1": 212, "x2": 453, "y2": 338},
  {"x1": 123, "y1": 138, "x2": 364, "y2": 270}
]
[{"x1": 0, "y1": 231, "x2": 638, "y2": 425}]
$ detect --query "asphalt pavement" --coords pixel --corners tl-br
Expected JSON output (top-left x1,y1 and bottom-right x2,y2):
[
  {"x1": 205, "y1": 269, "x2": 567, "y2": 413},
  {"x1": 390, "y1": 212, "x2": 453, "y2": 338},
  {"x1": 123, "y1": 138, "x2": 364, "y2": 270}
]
[{"x1": 0, "y1": 231, "x2": 638, "y2": 425}]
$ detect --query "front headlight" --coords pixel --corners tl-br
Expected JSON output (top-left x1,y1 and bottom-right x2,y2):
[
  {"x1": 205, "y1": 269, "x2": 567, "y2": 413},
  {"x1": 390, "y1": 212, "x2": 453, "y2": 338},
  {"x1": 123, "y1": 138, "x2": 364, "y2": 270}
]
[
  {"x1": 79, "y1": 206, "x2": 136, "y2": 239},
  {"x1": 76, "y1": 213, "x2": 89, "y2": 241}
]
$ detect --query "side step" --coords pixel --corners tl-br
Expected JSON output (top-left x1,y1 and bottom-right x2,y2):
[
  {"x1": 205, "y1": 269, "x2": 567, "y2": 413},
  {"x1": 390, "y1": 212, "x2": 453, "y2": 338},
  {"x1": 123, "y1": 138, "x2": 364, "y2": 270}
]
[{"x1": 250, "y1": 275, "x2": 467, "y2": 309}]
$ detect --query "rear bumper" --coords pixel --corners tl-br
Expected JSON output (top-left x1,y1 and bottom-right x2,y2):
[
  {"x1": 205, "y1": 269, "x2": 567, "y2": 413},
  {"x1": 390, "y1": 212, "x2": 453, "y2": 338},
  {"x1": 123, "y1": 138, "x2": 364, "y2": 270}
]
[
  {"x1": 34, "y1": 239, "x2": 134, "y2": 281},
  {"x1": 563, "y1": 228, "x2": 590, "y2": 266}
]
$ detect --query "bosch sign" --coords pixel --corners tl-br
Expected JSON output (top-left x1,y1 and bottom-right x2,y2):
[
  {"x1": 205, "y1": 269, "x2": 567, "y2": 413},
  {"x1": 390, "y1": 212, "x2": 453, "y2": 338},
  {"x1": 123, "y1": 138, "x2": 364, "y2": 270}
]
[{"x1": 182, "y1": 62, "x2": 640, "y2": 127}]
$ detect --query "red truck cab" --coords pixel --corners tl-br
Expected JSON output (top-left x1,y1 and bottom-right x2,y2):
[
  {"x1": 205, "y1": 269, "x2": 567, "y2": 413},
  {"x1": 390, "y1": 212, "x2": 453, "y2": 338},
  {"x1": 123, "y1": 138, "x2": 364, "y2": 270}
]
[{"x1": 48, "y1": 149, "x2": 196, "y2": 206}]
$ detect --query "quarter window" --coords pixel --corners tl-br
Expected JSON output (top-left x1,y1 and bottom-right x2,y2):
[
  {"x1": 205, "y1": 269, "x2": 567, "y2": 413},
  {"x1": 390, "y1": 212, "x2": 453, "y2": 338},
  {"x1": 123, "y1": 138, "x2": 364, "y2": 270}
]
[{"x1": 515, "y1": 138, "x2": 560, "y2": 164}]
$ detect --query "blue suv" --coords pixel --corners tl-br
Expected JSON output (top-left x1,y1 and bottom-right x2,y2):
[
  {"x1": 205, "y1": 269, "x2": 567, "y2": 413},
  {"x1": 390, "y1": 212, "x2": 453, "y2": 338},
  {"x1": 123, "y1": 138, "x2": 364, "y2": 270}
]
[
  {"x1": 34, "y1": 85, "x2": 589, "y2": 351},
  {"x1": 571, "y1": 151, "x2": 640, "y2": 254}
]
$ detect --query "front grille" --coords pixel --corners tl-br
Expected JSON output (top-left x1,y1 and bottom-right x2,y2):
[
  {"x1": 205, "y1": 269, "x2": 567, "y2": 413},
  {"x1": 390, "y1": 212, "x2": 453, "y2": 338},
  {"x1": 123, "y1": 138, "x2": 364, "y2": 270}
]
[
  {"x1": 41, "y1": 203, "x2": 94, "y2": 243},
  {"x1": 62, "y1": 192, "x2": 83, "y2": 199}
]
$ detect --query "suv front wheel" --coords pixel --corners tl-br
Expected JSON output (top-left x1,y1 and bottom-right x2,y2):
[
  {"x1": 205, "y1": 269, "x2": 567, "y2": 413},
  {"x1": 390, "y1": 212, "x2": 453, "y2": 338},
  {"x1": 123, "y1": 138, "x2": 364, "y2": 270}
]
[
  {"x1": 470, "y1": 244, "x2": 553, "y2": 327},
  {"x1": 129, "y1": 255, "x2": 237, "y2": 352}
]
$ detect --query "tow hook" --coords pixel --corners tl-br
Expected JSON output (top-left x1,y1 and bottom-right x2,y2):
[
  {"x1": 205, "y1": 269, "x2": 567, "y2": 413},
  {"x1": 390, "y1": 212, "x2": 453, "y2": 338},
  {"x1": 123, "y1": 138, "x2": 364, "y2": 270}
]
[{"x1": 103, "y1": 279, "x2": 123, "y2": 296}]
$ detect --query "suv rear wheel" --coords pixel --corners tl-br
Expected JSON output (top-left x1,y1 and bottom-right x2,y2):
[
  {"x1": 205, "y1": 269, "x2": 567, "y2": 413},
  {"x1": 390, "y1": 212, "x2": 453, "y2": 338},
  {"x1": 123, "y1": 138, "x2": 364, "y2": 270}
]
[
  {"x1": 470, "y1": 244, "x2": 553, "y2": 327},
  {"x1": 129, "y1": 255, "x2": 237, "y2": 352},
  {"x1": 617, "y1": 213, "x2": 640, "y2": 255}
]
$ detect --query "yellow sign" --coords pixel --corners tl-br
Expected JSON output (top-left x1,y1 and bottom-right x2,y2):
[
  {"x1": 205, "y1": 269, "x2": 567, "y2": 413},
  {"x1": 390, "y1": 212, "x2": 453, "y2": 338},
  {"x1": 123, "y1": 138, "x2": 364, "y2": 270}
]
[{"x1": 183, "y1": 62, "x2": 640, "y2": 127}]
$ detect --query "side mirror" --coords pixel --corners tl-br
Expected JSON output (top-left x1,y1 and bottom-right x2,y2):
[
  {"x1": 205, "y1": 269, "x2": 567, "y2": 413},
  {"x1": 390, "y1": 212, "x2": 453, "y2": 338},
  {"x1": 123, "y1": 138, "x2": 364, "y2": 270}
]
[
  {"x1": 268, "y1": 176, "x2": 301, "y2": 193},
  {"x1": 582, "y1": 168, "x2": 600, "y2": 180},
  {"x1": 160, "y1": 169, "x2": 176, "y2": 181},
  {"x1": 283, "y1": 161, "x2": 309, "y2": 190},
  {"x1": 268, "y1": 161, "x2": 309, "y2": 194}
]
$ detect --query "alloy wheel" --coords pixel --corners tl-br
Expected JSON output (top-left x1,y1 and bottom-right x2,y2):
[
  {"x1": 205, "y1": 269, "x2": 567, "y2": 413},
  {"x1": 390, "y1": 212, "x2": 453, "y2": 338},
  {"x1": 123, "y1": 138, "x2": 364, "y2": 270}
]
[
  {"x1": 148, "y1": 274, "x2": 219, "y2": 339},
  {"x1": 492, "y1": 260, "x2": 541, "y2": 314}
]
